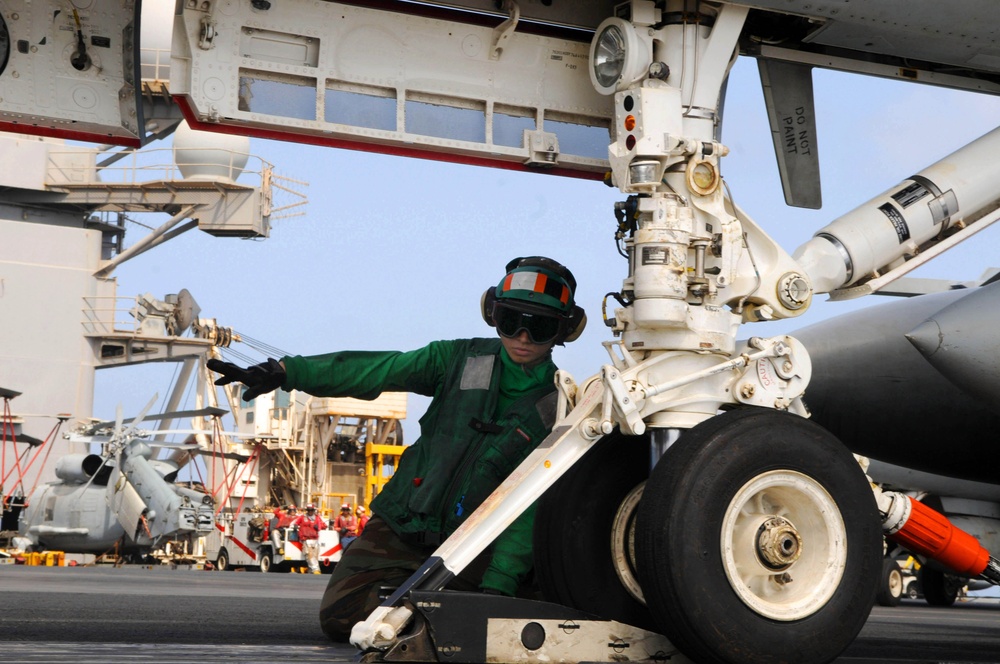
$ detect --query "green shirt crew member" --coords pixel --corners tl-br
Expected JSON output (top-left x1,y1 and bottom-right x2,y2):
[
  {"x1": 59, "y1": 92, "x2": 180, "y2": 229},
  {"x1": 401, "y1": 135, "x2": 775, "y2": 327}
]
[{"x1": 207, "y1": 256, "x2": 587, "y2": 642}]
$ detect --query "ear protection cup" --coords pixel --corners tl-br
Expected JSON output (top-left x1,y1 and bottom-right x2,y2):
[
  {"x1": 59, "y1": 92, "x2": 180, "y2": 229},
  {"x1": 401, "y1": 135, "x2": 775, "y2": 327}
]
[
  {"x1": 562, "y1": 307, "x2": 587, "y2": 343},
  {"x1": 481, "y1": 288, "x2": 498, "y2": 327}
]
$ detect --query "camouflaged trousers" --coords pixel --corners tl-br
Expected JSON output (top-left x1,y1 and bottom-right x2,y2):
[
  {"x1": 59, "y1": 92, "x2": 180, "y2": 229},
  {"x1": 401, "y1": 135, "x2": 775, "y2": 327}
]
[{"x1": 318, "y1": 515, "x2": 490, "y2": 642}]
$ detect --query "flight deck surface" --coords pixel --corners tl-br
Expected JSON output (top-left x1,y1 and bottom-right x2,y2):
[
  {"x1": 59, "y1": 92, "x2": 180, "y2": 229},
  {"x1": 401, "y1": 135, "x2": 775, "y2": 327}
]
[{"x1": 3, "y1": 565, "x2": 998, "y2": 663}]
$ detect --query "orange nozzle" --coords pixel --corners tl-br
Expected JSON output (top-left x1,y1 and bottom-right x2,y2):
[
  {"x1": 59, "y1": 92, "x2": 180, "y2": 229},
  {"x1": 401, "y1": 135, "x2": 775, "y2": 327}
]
[{"x1": 888, "y1": 496, "x2": 990, "y2": 576}]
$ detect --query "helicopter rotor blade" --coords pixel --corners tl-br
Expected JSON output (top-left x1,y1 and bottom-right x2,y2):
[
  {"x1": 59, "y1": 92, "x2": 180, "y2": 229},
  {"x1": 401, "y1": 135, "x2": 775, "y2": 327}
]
[
  {"x1": 146, "y1": 442, "x2": 200, "y2": 450},
  {"x1": 113, "y1": 404, "x2": 124, "y2": 441},
  {"x1": 89, "y1": 406, "x2": 229, "y2": 430},
  {"x1": 121, "y1": 393, "x2": 159, "y2": 440},
  {"x1": 150, "y1": 429, "x2": 248, "y2": 438}
]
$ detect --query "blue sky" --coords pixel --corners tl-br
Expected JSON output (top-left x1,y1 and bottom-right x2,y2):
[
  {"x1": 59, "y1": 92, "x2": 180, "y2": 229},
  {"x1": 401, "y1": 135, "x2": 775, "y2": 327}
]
[{"x1": 96, "y1": 56, "x2": 1000, "y2": 436}]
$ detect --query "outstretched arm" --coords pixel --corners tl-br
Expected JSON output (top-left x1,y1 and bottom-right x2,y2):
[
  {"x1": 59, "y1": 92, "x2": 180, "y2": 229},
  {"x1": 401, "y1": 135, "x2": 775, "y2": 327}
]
[{"x1": 207, "y1": 358, "x2": 286, "y2": 401}]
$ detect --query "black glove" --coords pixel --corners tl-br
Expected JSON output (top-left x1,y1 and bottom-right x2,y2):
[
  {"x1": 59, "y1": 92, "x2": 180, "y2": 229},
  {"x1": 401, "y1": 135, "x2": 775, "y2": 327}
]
[{"x1": 207, "y1": 357, "x2": 286, "y2": 401}]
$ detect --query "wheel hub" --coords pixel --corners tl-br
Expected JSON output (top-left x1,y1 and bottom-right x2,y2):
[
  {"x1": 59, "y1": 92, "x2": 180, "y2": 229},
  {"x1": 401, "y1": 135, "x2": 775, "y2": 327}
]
[
  {"x1": 720, "y1": 470, "x2": 848, "y2": 621},
  {"x1": 756, "y1": 516, "x2": 802, "y2": 571}
]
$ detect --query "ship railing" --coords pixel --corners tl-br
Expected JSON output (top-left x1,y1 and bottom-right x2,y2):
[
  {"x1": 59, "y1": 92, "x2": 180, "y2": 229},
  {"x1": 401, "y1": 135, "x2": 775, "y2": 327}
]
[
  {"x1": 81, "y1": 294, "x2": 168, "y2": 337},
  {"x1": 45, "y1": 145, "x2": 274, "y2": 190}
]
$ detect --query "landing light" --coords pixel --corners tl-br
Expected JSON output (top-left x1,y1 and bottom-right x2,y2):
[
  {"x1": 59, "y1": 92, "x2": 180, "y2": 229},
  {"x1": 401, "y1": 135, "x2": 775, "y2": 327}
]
[
  {"x1": 593, "y1": 24, "x2": 627, "y2": 89},
  {"x1": 590, "y1": 18, "x2": 649, "y2": 95}
]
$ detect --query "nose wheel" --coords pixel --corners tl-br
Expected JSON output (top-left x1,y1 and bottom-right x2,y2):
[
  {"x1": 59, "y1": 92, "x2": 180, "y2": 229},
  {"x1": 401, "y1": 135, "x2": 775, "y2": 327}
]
[
  {"x1": 635, "y1": 408, "x2": 882, "y2": 664},
  {"x1": 533, "y1": 431, "x2": 654, "y2": 631}
]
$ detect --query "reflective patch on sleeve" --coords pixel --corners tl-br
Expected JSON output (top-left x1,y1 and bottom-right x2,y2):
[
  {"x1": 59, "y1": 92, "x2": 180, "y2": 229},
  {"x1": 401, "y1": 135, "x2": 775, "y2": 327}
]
[{"x1": 460, "y1": 355, "x2": 494, "y2": 390}]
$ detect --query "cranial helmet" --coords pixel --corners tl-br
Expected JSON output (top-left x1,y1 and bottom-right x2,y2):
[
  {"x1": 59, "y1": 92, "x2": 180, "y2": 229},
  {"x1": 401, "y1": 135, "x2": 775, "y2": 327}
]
[
  {"x1": 341, "y1": 503, "x2": 350, "y2": 510},
  {"x1": 306, "y1": 503, "x2": 316, "y2": 511},
  {"x1": 481, "y1": 256, "x2": 587, "y2": 344}
]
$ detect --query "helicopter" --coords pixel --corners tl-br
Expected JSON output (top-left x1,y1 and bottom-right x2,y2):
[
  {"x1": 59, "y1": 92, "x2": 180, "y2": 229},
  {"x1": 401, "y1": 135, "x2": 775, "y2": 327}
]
[{"x1": 15, "y1": 397, "x2": 217, "y2": 558}]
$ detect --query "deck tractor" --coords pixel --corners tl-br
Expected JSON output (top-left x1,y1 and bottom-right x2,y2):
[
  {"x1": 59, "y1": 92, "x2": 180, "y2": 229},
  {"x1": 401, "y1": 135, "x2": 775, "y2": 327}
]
[{"x1": 205, "y1": 510, "x2": 342, "y2": 573}]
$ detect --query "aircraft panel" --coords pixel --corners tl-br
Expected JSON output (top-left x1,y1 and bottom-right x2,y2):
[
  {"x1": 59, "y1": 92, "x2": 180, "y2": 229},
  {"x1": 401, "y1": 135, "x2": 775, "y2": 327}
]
[
  {"x1": 171, "y1": 0, "x2": 612, "y2": 178},
  {"x1": 377, "y1": 0, "x2": 620, "y2": 33},
  {"x1": 111, "y1": 477, "x2": 145, "y2": 539},
  {"x1": 745, "y1": 0, "x2": 1000, "y2": 73},
  {"x1": 739, "y1": 1, "x2": 1000, "y2": 95},
  {"x1": 0, "y1": 0, "x2": 143, "y2": 145},
  {"x1": 341, "y1": 2, "x2": 1000, "y2": 92}
]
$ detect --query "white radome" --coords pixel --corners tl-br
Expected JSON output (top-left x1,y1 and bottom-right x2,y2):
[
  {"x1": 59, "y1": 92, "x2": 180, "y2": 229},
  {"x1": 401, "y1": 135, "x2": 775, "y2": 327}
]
[{"x1": 173, "y1": 120, "x2": 250, "y2": 183}]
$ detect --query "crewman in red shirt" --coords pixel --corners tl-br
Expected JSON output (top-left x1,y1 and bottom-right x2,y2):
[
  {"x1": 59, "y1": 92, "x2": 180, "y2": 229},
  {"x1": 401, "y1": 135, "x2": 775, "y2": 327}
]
[{"x1": 292, "y1": 504, "x2": 326, "y2": 574}]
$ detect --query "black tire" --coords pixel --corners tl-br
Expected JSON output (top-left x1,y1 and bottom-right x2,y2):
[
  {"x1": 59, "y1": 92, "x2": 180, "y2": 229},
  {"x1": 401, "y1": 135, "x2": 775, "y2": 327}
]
[
  {"x1": 216, "y1": 548, "x2": 229, "y2": 572},
  {"x1": 635, "y1": 408, "x2": 882, "y2": 664},
  {"x1": 920, "y1": 567, "x2": 960, "y2": 607},
  {"x1": 876, "y1": 559, "x2": 903, "y2": 607},
  {"x1": 533, "y1": 431, "x2": 655, "y2": 630},
  {"x1": 258, "y1": 550, "x2": 273, "y2": 573},
  {"x1": 907, "y1": 580, "x2": 920, "y2": 599}
]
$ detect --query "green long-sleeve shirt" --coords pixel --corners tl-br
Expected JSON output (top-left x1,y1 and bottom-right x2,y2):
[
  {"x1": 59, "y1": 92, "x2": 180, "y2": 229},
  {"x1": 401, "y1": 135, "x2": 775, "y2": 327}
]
[{"x1": 281, "y1": 338, "x2": 558, "y2": 595}]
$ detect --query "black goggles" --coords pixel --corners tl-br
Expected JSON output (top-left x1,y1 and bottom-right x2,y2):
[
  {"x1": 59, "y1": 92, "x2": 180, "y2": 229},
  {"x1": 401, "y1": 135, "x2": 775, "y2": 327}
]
[{"x1": 493, "y1": 304, "x2": 563, "y2": 344}]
